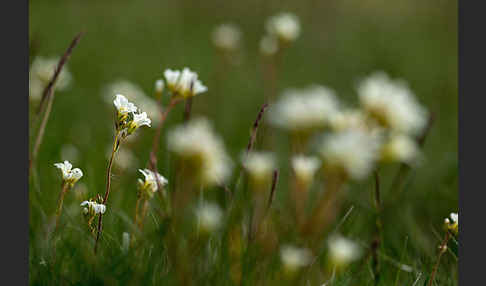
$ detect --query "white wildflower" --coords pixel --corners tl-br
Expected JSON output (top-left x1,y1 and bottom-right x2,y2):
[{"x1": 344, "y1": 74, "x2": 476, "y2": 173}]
[
  {"x1": 29, "y1": 56, "x2": 72, "y2": 101},
  {"x1": 164, "y1": 68, "x2": 207, "y2": 98},
  {"x1": 329, "y1": 108, "x2": 368, "y2": 132},
  {"x1": 242, "y1": 151, "x2": 276, "y2": 188},
  {"x1": 357, "y1": 71, "x2": 428, "y2": 135},
  {"x1": 138, "y1": 168, "x2": 168, "y2": 197},
  {"x1": 265, "y1": 13, "x2": 300, "y2": 43},
  {"x1": 195, "y1": 202, "x2": 223, "y2": 233},
  {"x1": 54, "y1": 160, "x2": 83, "y2": 186},
  {"x1": 445, "y1": 212, "x2": 458, "y2": 235},
  {"x1": 291, "y1": 155, "x2": 321, "y2": 185},
  {"x1": 212, "y1": 23, "x2": 242, "y2": 52},
  {"x1": 381, "y1": 133, "x2": 420, "y2": 164},
  {"x1": 113, "y1": 94, "x2": 137, "y2": 115},
  {"x1": 327, "y1": 235, "x2": 362, "y2": 269},
  {"x1": 167, "y1": 118, "x2": 232, "y2": 187},
  {"x1": 80, "y1": 200, "x2": 106, "y2": 215},
  {"x1": 317, "y1": 130, "x2": 382, "y2": 180},
  {"x1": 280, "y1": 245, "x2": 313, "y2": 273},
  {"x1": 155, "y1": 79, "x2": 165, "y2": 94},
  {"x1": 269, "y1": 85, "x2": 339, "y2": 132},
  {"x1": 259, "y1": 35, "x2": 279, "y2": 56}
]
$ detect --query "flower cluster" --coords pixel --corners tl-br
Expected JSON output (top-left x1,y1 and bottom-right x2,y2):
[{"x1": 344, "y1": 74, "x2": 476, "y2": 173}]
[
  {"x1": 81, "y1": 200, "x2": 107, "y2": 215},
  {"x1": 444, "y1": 212, "x2": 458, "y2": 235},
  {"x1": 195, "y1": 202, "x2": 223, "y2": 234},
  {"x1": 269, "y1": 85, "x2": 339, "y2": 133},
  {"x1": 212, "y1": 23, "x2": 242, "y2": 52},
  {"x1": 279, "y1": 245, "x2": 313, "y2": 275},
  {"x1": 260, "y1": 12, "x2": 300, "y2": 55},
  {"x1": 291, "y1": 155, "x2": 321, "y2": 186},
  {"x1": 137, "y1": 168, "x2": 168, "y2": 198},
  {"x1": 54, "y1": 160, "x2": 83, "y2": 187},
  {"x1": 242, "y1": 151, "x2": 276, "y2": 190},
  {"x1": 113, "y1": 94, "x2": 151, "y2": 138},
  {"x1": 29, "y1": 56, "x2": 72, "y2": 101},
  {"x1": 327, "y1": 235, "x2": 362, "y2": 270},
  {"x1": 104, "y1": 80, "x2": 161, "y2": 127},
  {"x1": 164, "y1": 68, "x2": 208, "y2": 99},
  {"x1": 167, "y1": 118, "x2": 232, "y2": 187}
]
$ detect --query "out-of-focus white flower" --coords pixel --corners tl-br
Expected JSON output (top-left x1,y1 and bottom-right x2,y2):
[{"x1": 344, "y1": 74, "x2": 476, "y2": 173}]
[
  {"x1": 212, "y1": 23, "x2": 242, "y2": 52},
  {"x1": 80, "y1": 200, "x2": 106, "y2": 215},
  {"x1": 54, "y1": 160, "x2": 83, "y2": 186},
  {"x1": 113, "y1": 94, "x2": 137, "y2": 115},
  {"x1": 259, "y1": 35, "x2": 279, "y2": 56},
  {"x1": 381, "y1": 133, "x2": 420, "y2": 164},
  {"x1": 291, "y1": 155, "x2": 321, "y2": 186},
  {"x1": 269, "y1": 85, "x2": 339, "y2": 132},
  {"x1": 29, "y1": 56, "x2": 72, "y2": 101},
  {"x1": 265, "y1": 13, "x2": 300, "y2": 43},
  {"x1": 444, "y1": 212, "x2": 458, "y2": 235},
  {"x1": 357, "y1": 71, "x2": 427, "y2": 135},
  {"x1": 280, "y1": 245, "x2": 313, "y2": 273},
  {"x1": 242, "y1": 151, "x2": 276, "y2": 188},
  {"x1": 164, "y1": 67, "x2": 207, "y2": 98},
  {"x1": 329, "y1": 109, "x2": 368, "y2": 132},
  {"x1": 137, "y1": 168, "x2": 168, "y2": 197},
  {"x1": 106, "y1": 146, "x2": 138, "y2": 171},
  {"x1": 327, "y1": 235, "x2": 362, "y2": 269},
  {"x1": 195, "y1": 202, "x2": 223, "y2": 233},
  {"x1": 155, "y1": 79, "x2": 165, "y2": 94},
  {"x1": 167, "y1": 118, "x2": 232, "y2": 187},
  {"x1": 121, "y1": 232, "x2": 130, "y2": 253},
  {"x1": 60, "y1": 144, "x2": 80, "y2": 162},
  {"x1": 317, "y1": 130, "x2": 382, "y2": 180},
  {"x1": 104, "y1": 80, "x2": 161, "y2": 127}
]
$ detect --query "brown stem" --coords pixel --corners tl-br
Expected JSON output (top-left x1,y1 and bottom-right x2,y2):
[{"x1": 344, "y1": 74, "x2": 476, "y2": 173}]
[
  {"x1": 428, "y1": 231, "x2": 451, "y2": 286},
  {"x1": 54, "y1": 182, "x2": 69, "y2": 231},
  {"x1": 246, "y1": 103, "x2": 269, "y2": 155},
  {"x1": 29, "y1": 32, "x2": 84, "y2": 177},
  {"x1": 94, "y1": 131, "x2": 120, "y2": 254},
  {"x1": 371, "y1": 171, "x2": 382, "y2": 284},
  {"x1": 183, "y1": 98, "x2": 193, "y2": 122}
]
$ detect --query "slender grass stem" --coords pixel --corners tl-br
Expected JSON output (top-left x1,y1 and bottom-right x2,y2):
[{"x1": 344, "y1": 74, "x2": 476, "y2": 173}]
[
  {"x1": 54, "y1": 182, "x2": 69, "y2": 231},
  {"x1": 371, "y1": 171, "x2": 382, "y2": 284},
  {"x1": 94, "y1": 130, "x2": 120, "y2": 254},
  {"x1": 29, "y1": 32, "x2": 84, "y2": 176},
  {"x1": 427, "y1": 231, "x2": 451, "y2": 286}
]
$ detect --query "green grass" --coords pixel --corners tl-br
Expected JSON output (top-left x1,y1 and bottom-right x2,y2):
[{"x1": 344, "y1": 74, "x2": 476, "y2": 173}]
[{"x1": 29, "y1": 0, "x2": 458, "y2": 285}]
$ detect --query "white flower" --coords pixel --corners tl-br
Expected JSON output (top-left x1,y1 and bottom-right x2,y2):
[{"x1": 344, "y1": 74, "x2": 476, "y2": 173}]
[
  {"x1": 132, "y1": 112, "x2": 151, "y2": 128},
  {"x1": 259, "y1": 35, "x2": 278, "y2": 56},
  {"x1": 54, "y1": 160, "x2": 83, "y2": 185},
  {"x1": 445, "y1": 212, "x2": 458, "y2": 235},
  {"x1": 195, "y1": 202, "x2": 223, "y2": 233},
  {"x1": 265, "y1": 13, "x2": 300, "y2": 43},
  {"x1": 357, "y1": 71, "x2": 428, "y2": 135},
  {"x1": 164, "y1": 68, "x2": 207, "y2": 98},
  {"x1": 317, "y1": 130, "x2": 382, "y2": 180},
  {"x1": 29, "y1": 56, "x2": 72, "y2": 101},
  {"x1": 155, "y1": 79, "x2": 165, "y2": 94},
  {"x1": 80, "y1": 201, "x2": 106, "y2": 215},
  {"x1": 327, "y1": 235, "x2": 362, "y2": 268},
  {"x1": 280, "y1": 245, "x2": 313, "y2": 271},
  {"x1": 164, "y1": 69, "x2": 181, "y2": 91},
  {"x1": 113, "y1": 94, "x2": 137, "y2": 115},
  {"x1": 450, "y1": 213, "x2": 458, "y2": 224},
  {"x1": 242, "y1": 151, "x2": 276, "y2": 187},
  {"x1": 138, "y1": 168, "x2": 168, "y2": 195},
  {"x1": 329, "y1": 109, "x2": 368, "y2": 132},
  {"x1": 269, "y1": 85, "x2": 339, "y2": 132},
  {"x1": 212, "y1": 23, "x2": 242, "y2": 51},
  {"x1": 291, "y1": 155, "x2": 321, "y2": 185},
  {"x1": 104, "y1": 80, "x2": 161, "y2": 126},
  {"x1": 167, "y1": 118, "x2": 232, "y2": 187},
  {"x1": 381, "y1": 133, "x2": 420, "y2": 164}
]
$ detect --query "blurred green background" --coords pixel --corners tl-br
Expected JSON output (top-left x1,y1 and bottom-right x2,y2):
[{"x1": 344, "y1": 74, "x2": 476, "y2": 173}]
[{"x1": 29, "y1": 0, "x2": 457, "y2": 284}]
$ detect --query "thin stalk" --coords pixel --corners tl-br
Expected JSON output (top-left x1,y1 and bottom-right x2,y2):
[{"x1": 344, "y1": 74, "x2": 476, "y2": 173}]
[
  {"x1": 134, "y1": 195, "x2": 142, "y2": 228},
  {"x1": 29, "y1": 32, "x2": 84, "y2": 176},
  {"x1": 183, "y1": 97, "x2": 193, "y2": 122},
  {"x1": 371, "y1": 171, "x2": 382, "y2": 284},
  {"x1": 94, "y1": 131, "x2": 120, "y2": 254},
  {"x1": 427, "y1": 231, "x2": 451, "y2": 286},
  {"x1": 54, "y1": 182, "x2": 69, "y2": 231}
]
